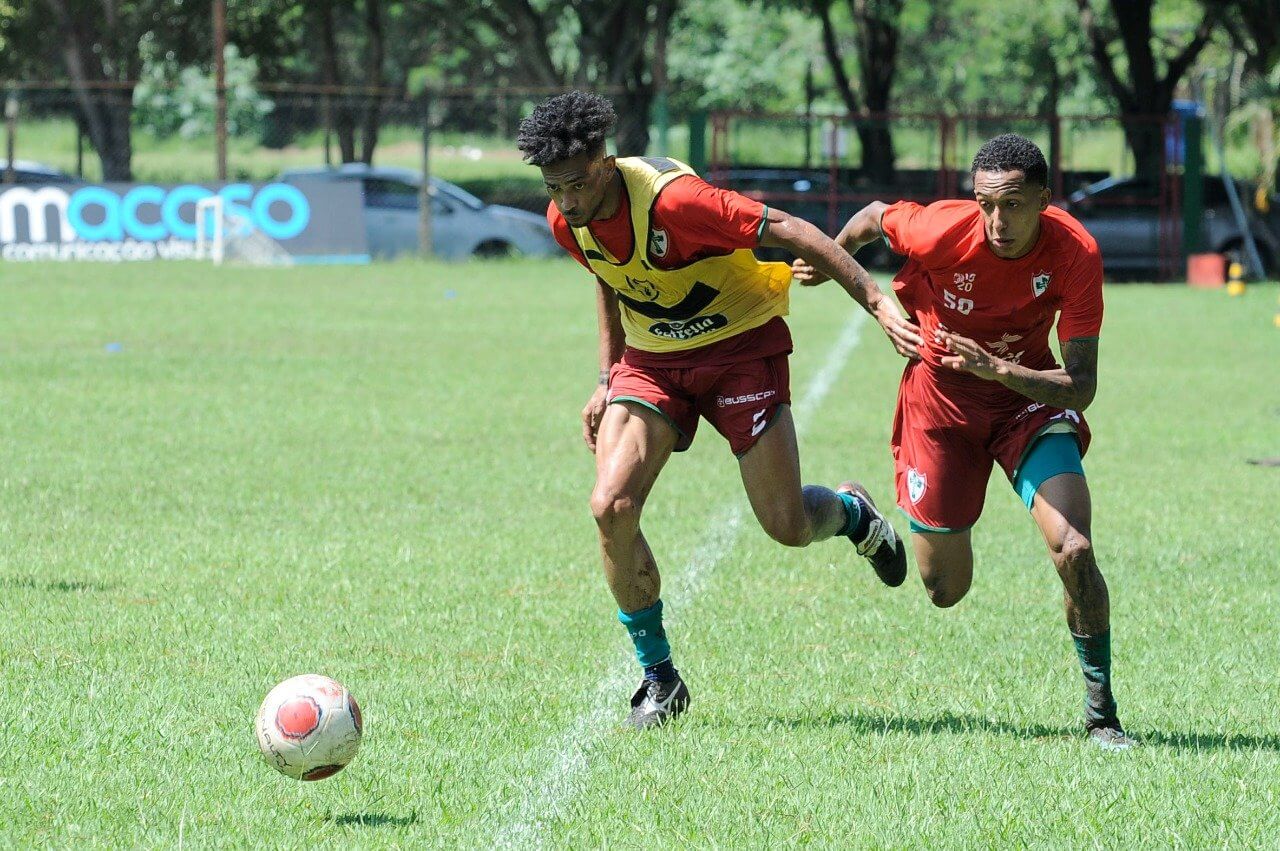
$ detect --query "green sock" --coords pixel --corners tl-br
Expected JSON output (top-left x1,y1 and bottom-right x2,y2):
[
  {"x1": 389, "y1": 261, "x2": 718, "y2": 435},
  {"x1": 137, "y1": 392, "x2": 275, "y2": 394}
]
[
  {"x1": 618, "y1": 600, "x2": 671, "y2": 668},
  {"x1": 1072, "y1": 630, "x2": 1118, "y2": 728}
]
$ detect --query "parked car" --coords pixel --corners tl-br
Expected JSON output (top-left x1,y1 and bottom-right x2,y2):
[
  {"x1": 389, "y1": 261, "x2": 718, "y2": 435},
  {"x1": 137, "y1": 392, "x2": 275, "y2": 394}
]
[
  {"x1": 1062, "y1": 176, "x2": 1280, "y2": 277},
  {"x1": 278, "y1": 164, "x2": 558, "y2": 260},
  {"x1": 0, "y1": 159, "x2": 84, "y2": 184}
]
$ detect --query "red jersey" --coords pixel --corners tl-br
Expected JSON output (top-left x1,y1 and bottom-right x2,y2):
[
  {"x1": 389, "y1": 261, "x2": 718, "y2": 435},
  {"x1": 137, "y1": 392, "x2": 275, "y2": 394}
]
[
  {"x1": 881, "y1": 200, "x2": 1103, "y2": 373},
  {"x1": 547, "y1": 174, "x2": 768, "y2": 272}
]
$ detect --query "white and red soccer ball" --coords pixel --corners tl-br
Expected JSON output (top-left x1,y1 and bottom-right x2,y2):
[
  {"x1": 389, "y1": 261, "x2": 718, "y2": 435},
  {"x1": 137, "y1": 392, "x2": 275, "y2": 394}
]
[{"x1": 255, "y1": 674, "x2": 363, "y2": 780}]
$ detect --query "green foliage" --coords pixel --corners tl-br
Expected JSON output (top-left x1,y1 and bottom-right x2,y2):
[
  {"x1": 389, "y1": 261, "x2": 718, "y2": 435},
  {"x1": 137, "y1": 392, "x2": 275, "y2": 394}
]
[
  {"x1": 668, "y1": 0, "x2": 820, "y2": 114},
  {"x1": 132, "y1": 43, "x2": 274, "y2": 140}
]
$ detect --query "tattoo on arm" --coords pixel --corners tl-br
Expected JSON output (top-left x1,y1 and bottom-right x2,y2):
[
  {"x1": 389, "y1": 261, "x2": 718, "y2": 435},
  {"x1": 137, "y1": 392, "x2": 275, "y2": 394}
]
[{"x1": 997, "y1": 337, "x2": 1099, "y2": 410}]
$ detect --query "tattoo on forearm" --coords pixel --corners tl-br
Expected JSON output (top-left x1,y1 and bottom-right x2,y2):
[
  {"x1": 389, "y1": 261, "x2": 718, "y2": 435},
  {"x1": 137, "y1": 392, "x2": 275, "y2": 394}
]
[{"x1": 1001, "y1": 338, "x2": 1098, "y2": 409}]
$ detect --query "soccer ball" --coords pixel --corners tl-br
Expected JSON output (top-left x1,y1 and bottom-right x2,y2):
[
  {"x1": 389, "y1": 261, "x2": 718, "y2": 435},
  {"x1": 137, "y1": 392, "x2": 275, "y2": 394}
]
[{"x1": 254, "y1": 674, "x2": 363, "y2": 781}]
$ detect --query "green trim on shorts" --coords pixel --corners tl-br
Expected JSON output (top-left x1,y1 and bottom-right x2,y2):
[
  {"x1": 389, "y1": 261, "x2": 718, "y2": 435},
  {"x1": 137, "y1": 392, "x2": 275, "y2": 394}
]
[
  {"x1": 1011, "y1": 422, "x2": 1080, "y2": 483},
  {"x1": 1013, "y1": 431, "x2": 1085, "y2": 510},
  {"x1": 609, "y1": 396, "x2": 685, "y2": 442},
  {"x1": 899, "y1": 507, "x2": 970, "y2": 535}
]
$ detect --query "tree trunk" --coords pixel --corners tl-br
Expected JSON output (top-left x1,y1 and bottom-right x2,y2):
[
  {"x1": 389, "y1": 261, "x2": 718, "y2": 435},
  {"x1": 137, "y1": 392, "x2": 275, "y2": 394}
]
[
  {"x1": 855, "y1": 124, "x2": 894, "y2": 184},
  {"x1": 360, "y1": 0, "x2": 385, "y2": 164},
  {"x1": 816, "y1": 0, "x2": 901, "y2": 181},
  {"x1": 1076, "y1": 0, "x2": 1215, "y2": 182},
  {"x1": 615, "y1": 74, "x2": 653, "y2": 156},
  {"x1": 852, "y1": 0, "x2": 900, "y2": 182},
  {"x1": 98, "y1": 88, "x2": 135, "y2": 181},
  {"x1": 316, "y1": 0, "x2": 357, "y2": 162},
  {"x1": 44, "y1": 0, "x2": 136, "y2": 180},
  {"x1": 1122, "y1": 114, "x2": 1170, "y2": 184}
]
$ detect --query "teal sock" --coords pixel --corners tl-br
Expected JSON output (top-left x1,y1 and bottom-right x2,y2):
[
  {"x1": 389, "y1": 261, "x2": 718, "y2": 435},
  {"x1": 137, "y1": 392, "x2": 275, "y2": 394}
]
[
  {"x1": 836, "y1": 490, "x2": 869, "y2": 539},
  {"x1": 618, "y1": 600, "x2": 672, "y2": 668},
  {"x1": 1072, "y1": 631, "x2": 1118, "y2": 728}
]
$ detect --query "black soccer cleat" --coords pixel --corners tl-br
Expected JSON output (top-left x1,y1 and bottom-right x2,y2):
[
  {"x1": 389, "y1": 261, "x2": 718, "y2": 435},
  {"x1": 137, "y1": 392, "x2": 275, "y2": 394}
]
[
  {"x1": 838, "y1": 482, "x2": 908, "y2": 587},
  {"x1": 1087, "y1": 723, "x2": 1138, "y2": 751},
  {"x1": 626, "y1": 675, "x2": 691, "y2": 730}
]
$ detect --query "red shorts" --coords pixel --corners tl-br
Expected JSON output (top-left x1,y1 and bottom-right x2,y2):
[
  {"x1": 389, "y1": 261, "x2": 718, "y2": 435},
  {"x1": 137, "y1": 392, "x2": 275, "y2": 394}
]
[
  {"x1": 608, "y1": 346, "x2": 791, "y2": 456},
  {"x1": 891, "y1": 360, "x2": 1091, "y2": 531}
]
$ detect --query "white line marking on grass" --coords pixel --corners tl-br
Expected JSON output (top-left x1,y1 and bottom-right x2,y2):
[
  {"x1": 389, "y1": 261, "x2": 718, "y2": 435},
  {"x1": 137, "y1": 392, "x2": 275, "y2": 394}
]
[{"x1": 493, "y1": 311, "x2": 868, "y2": 849}]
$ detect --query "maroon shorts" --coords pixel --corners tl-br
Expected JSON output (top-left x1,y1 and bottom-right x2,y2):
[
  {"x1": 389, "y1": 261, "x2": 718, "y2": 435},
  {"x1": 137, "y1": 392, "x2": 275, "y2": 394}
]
[
  {"x1": 607, "y1": 352, "x2": 791, "y2": 456},
  {"x1": 891, "y1": 360, "x2": 1091, "y2": 531}
]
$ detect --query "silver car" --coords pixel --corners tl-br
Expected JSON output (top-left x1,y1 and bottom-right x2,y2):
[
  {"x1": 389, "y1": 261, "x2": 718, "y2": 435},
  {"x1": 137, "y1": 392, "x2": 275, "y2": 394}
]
[{"x1": 279, "y1": 164, "x2": 558, "y2": 260}]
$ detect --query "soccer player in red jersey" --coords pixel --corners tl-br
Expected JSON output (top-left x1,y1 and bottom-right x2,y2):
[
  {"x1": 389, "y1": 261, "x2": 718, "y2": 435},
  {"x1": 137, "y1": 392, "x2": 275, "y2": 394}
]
[
  {"x1": 794, "y1": 134, "x2": 1134, "y2": 749},
  {"x1": 517, "y1": 91, "x2": 922, "y2": 729}
]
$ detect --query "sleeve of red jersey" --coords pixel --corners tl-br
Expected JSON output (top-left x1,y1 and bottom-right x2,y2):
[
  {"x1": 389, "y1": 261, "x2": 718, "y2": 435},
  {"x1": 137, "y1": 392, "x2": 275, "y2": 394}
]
[
  {"x1": 879, "y1": 200, "x2": 957, "y2": 264},
  {"x1": 652, "y1": 175, "x2": 766, "y2": 250},
  {"x1": 546, "y1": 201, "x2": 592, "y2": 270},
  {"x1": 1056, "y1": 240, "x2": 1104, "y2": 342}
]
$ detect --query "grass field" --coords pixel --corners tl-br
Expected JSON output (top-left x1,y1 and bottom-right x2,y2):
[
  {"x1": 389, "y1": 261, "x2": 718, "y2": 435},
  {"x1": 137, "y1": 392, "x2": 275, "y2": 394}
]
[{"x1": 1, "y1": 260, "x2": 1278, "y2": 847}]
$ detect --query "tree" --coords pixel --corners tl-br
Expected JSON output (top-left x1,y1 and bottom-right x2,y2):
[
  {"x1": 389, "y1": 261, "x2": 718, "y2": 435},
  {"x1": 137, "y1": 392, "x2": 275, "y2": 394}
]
[
  {"x1": 474, "y1": 0, "x2": 678, "y2": 156},
  {"x1": 812, "y1": 0, "x2": 904, "y2": 182},
  {"x1": 38, "y1": 0, "x2": 219, "y2": 180},
  {"x1": 358, "y1": 0, "x2": 385, "y2": 164},
  {"x1": 1074, "y1": 0, "x2": 1218, "y2": 180},
  {"x1": 1211, "y1": 0, "x2": 1280, "y2": 195},
  {"x1": 666, "y1": 0, "x2": 819, "y2": 116},
  {"x1": 1210, "y1": 0, "x2": 1279, "y2": 78}
]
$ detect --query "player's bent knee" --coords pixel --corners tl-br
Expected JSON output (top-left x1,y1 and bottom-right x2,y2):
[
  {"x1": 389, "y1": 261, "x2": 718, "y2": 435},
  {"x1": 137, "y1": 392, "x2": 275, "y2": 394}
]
[
  {"x1": 1050, "y1": 530, "x2": 1093, "y2": 573},
  {"x1": 922, "y1": 576, "x2": 969, "y2": 608},
  {"x1": 589, "y1": 489, "x2": 643, "y2": 532},
  {"x1": 761, "y1": 515, "x2": 812, "y2": 548}
]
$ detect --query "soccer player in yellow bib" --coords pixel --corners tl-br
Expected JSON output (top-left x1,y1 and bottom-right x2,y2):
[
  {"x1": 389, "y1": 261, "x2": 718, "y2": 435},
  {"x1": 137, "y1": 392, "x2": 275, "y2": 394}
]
[{"x1": 518, "y1": 91, "x2": 923, "y2": 728}]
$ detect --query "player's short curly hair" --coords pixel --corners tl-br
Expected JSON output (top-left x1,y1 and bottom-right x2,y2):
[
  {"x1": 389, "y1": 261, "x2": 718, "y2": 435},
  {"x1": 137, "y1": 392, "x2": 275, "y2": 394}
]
[
  {"x1": 971, "y1": 133, "x2": 1048, "y2": 187},
  {"x1": 517, "y1": 91, "x2": 617, "y2": 166}
]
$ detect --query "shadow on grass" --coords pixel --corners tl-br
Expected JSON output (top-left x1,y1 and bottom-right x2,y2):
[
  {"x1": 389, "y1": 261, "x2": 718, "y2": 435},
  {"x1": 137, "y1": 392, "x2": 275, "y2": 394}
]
[
  {"x1": 0, "y1": 576, "x2": 117, "y2": 593},
  {"x1": 756, "y1": 710, "x2": 1280, "y2": 752},
  {"x1": 328, "y1": 812, "x2": 419, "y2": 828}
]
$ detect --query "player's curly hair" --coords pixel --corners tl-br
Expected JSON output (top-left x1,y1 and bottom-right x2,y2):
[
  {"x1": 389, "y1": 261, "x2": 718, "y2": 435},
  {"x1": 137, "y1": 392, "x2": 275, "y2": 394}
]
[
  {"x1": 517, "y1": 90, "x2": 617, "y2": 166},
  {"x1": 971, "y1": 133, "x2": 1048, "y2": 187}
]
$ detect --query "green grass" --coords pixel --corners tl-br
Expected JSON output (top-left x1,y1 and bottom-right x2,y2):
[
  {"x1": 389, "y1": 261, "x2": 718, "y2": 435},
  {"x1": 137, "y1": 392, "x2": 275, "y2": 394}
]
[{"x1": 1, "y1": 261, "x2": 1278, "y2": 847}]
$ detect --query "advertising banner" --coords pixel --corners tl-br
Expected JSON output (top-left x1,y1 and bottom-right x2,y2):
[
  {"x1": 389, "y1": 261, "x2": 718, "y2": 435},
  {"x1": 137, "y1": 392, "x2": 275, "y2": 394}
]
[{"x1": 0, "y1": 180, "x2": 369, "y2": 263}]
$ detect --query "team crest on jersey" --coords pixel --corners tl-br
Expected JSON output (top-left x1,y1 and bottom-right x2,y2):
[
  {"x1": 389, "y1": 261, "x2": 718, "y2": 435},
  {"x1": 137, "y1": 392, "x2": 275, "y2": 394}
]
[
  {"x1": 624, "y1": 275, "x2": 660, "y2": 301},
  {"x1": 907, "y1": 468, "x2": 927, "y2": 504},
  {"x1": 649, "y1": 229, "x2": 669, "y2": 258},
  {"x1": 1032, "y1": 271, "x2": 1051, "y2": 297}
]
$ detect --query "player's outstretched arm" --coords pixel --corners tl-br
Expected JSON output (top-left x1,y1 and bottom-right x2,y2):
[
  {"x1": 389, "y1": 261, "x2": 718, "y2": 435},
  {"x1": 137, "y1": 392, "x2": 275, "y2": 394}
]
[
  {"x1": 938, "y1": 331, "x2": 1099, "y2": 410},
  {"x1": 790, "y1": 201, "x2": 889, "y2": 285},
  {"x1": 762, "y1": 208, "x2": 921, "y2": 359},
  {"x1": 583, "y1": 279, "x2": 625, "y2": 453}
]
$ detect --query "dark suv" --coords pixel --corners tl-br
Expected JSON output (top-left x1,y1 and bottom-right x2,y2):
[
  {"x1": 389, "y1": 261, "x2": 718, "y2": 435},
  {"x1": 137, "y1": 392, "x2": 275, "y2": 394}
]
[{"x1": 1062, "y1": 176, "x2": 1279, "y2": 277}]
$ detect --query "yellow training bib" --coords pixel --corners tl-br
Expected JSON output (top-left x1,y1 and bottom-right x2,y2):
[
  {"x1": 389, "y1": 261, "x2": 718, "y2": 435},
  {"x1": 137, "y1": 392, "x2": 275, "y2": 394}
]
[{"x1": 570, "y1": 156, "x2": 792, "y2": 352}]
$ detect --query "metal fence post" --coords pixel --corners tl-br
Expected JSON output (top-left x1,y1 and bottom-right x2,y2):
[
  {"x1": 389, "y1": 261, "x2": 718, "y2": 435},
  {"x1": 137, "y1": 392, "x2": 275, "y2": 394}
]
[
  {"x1": 687, "y1": 111, "x2": 707, "y2": 174},
  {"x1": 418, "y1": 92, "x2": 434, "y2": 258},
  {"x1": 1182, "y1": 114, "x2": 1204, "y2": 256},
  {"x1": 4, "y1": 90, "x2": 17, "y2": 184},
  {"x1": 213, "y1": 0, "x2": 227, "y2": 181}
]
